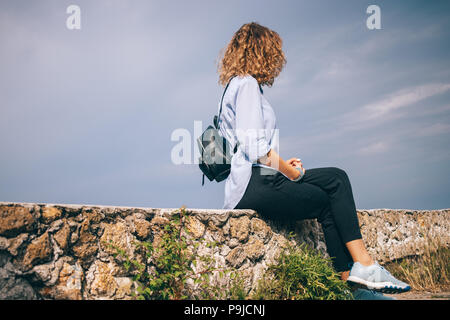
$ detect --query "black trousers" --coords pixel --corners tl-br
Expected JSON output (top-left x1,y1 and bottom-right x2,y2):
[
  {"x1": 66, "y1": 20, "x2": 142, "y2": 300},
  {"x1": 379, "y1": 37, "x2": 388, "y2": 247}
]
[{"x1": 234, "y1": 165, "x2": 363, "y2": 272}]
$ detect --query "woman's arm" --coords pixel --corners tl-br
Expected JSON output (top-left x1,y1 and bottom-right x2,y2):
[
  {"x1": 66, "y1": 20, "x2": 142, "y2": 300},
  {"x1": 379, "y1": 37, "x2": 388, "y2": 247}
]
[
  {"x1": 234, "y1": 77, "x2": 302, "y2": 180},
  {"x1": 257, "y1": 149, "x2": 302, "y2": 180},
  {"x1": 235, "y1": 77, "x2": 272, "y2": 163}
]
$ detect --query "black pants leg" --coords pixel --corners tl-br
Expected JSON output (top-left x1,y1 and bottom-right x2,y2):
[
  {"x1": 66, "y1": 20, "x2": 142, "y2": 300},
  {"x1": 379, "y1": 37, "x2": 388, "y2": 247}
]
[{"x1": 234, "y1": 166, "x2": 362, "y2": 272}]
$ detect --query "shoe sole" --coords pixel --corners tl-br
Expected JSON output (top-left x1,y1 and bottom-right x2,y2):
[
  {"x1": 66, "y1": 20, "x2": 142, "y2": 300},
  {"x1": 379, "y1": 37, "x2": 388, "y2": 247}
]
[{"x1": 347, "y1": 275, "x2": 411, "y2": 293}]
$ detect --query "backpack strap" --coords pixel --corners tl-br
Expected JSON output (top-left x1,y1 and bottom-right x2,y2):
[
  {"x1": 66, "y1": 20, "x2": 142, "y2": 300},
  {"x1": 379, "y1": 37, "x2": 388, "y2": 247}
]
[
  {"x1": 215, "y1": 76, "x2": 239, "y2": 154},
  {"x1": 214, "y1": 75, "x2": 236, "y2": 130},
  {"x1": 203, "y1": 76, "x2": 237, "y2": 187}
]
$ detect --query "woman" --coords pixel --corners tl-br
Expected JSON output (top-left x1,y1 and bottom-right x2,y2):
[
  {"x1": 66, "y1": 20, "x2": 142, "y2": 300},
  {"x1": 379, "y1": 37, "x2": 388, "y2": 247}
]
[{"x1": 216, "y1": 22, "x2": 410, "y2": 299}]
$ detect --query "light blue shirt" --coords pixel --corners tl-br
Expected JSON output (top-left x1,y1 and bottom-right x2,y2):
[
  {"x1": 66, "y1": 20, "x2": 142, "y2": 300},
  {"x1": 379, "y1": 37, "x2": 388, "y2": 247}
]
[{"x1": 217, "y1": 75, "x2": 283, "y2": 209}]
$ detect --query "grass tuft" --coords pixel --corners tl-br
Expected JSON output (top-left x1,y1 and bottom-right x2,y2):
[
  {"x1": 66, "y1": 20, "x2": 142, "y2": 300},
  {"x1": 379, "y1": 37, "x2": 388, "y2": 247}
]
[
  {"x1": 385, "y1": 246, "x2": 449, "y2": 292},
  {"x1": 384, "y1": 232, "x2": 449, "y2": 293},
  {"x1": 251, "y1": 235, "x2": 352, "y2": 300}
]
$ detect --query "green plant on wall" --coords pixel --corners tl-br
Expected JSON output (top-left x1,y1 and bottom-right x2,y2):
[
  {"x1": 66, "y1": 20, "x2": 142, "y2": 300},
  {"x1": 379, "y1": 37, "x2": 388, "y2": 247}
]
[
  {"x1": 106, "y1": 205, "x2": 241, "y2": 300},
  {"x1": 252, "y1": 232, "x2": 353, "y2": 300},
  {"x1": 107, "y1": 208, "x2": 352, "y2": 300}
]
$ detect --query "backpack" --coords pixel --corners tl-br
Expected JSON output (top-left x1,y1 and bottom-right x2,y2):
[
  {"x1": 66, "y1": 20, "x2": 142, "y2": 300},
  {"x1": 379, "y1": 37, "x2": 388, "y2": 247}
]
[{"x1": 196, "y1": 76, "x2": 238, "y2": 185}]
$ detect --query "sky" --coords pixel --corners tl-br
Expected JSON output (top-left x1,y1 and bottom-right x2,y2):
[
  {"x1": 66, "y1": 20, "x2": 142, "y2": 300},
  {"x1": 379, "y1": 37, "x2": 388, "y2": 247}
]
[{"x1": 0, "y1": 0, "x2": 449, "y2": 210}]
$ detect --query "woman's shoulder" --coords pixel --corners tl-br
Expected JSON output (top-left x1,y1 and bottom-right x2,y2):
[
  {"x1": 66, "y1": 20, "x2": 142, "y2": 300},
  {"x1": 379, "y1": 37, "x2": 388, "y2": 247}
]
[
  {"x1": 222, "y1": 75, "x2": 260, "y2": 104},
  {"x1": 230, "y1": 74, "x2": 259, "y2": 89}
]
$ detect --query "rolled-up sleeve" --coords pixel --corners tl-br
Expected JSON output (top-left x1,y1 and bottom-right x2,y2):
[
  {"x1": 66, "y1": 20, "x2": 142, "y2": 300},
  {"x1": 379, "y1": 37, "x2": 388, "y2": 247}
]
[{"x1": 235, "y1": 77, "x2": 271, "y2": 163}]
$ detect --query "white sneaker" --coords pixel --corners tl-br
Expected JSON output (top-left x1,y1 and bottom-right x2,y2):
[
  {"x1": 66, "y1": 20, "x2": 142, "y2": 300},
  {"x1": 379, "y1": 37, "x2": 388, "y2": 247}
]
[{"x1": 347, "y1": 262, "x2": 411, "y2": 293}]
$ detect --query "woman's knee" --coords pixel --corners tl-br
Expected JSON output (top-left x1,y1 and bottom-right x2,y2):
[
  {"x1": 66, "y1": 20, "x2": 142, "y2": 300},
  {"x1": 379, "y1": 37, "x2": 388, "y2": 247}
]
[{"x1": 328, "y1": 167, "x2": 349, "y2": 182}]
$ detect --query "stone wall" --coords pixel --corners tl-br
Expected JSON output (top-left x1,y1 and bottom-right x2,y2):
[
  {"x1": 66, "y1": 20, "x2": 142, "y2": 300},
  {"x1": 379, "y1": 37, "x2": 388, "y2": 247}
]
[{"x1": 0, "y1": 202, "x2": 449, "y2": 300}]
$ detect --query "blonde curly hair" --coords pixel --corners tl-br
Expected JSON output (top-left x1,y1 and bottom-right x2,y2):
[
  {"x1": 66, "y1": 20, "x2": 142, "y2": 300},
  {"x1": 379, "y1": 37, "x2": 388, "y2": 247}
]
[{"x1": 218, "y1": 22, "x2": 286, "y2": 87}]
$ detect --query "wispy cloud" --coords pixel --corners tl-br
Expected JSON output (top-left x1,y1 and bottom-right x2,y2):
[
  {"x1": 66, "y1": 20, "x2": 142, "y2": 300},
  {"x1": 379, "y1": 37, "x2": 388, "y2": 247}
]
[
  {"x1": 314, "y1": 83, "x2": 450, "y2": 134},
  {"x1": 357, "y1": 83, "x2": 450, "y2": 122},
  {"x1": 279, "y1": 83, "x2": 450, "y2": 160},
  {"x1": 358, "y1": 141, "x2": 389, "y2": 156}
]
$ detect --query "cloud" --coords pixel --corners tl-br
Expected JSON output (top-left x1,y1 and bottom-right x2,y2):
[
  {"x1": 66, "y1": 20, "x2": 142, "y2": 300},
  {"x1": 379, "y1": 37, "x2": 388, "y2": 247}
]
[
  {"x1": 359, "y1": 83, "x2": 450, "y2": 121},
  {"x1": 358, "y1": 141, "x2": 389, "y2": 156},
  {"x1": 312, "y1": 83, "x2": 450, "y2": 134},
  {"x1": 278, "y1": 82, "x2": 450, "y2": 161}
]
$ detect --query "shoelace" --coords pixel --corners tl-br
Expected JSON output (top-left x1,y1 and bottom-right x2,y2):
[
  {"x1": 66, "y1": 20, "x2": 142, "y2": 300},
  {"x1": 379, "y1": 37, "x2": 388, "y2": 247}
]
[
  {"x1": 376, "y1": 264, "x2": 401, "y2": 283},
  {"x1": 378, "y1": 264, "x2": 389, "y2": 274}
]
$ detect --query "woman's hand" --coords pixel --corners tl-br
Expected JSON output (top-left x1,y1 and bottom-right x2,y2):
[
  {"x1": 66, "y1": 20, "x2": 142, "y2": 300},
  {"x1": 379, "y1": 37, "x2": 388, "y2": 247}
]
[
  {"x1": 259, "y1": 150, "x2": 306, "y2": 180},
  {"x1": 286, "y1": 158, "x2": 300, "y2": 167},
  {"x1": 286, "y1": 158, "x2": 306, "y2": 175}
]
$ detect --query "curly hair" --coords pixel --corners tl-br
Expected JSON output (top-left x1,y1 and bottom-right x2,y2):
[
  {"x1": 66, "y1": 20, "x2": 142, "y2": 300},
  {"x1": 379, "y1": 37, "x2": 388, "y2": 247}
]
[{"x1": 218, "y1": 22, "x2": 286, "y2": 87}]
